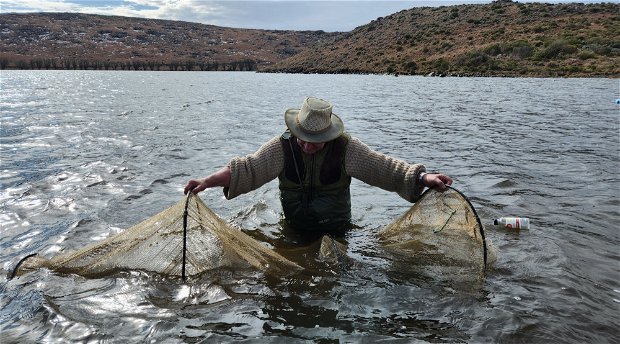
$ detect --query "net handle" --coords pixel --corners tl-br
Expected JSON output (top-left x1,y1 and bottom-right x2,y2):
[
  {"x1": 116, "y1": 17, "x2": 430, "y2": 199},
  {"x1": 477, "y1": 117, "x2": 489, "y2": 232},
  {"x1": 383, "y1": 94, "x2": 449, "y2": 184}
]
[
  {"x1": 8, "y1": 253, "x2": 38, "y2": 280},
  {"x1": 182, "y1": 191, "x2": 192, "y2": 281}
]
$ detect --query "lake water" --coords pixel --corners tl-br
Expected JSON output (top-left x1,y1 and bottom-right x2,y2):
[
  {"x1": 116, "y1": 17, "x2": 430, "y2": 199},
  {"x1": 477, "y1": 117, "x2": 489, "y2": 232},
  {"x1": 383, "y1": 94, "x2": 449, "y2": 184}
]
[{"x1": 1, "y1": 71, "x2": 618, "y2": 343}]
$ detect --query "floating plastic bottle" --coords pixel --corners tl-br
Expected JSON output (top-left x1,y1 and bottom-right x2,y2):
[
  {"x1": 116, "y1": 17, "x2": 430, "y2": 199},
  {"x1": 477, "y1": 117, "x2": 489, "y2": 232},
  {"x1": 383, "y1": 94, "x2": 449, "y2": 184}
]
[{"x1": 494, "y1": 217, "x2": 530, "y2": 229}]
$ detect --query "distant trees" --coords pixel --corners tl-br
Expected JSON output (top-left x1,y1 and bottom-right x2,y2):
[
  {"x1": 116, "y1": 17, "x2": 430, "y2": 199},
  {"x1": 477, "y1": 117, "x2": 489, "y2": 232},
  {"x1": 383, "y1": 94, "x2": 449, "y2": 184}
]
[{"x1": 0, "y1": 57, "x2": 259, "y2": 71}]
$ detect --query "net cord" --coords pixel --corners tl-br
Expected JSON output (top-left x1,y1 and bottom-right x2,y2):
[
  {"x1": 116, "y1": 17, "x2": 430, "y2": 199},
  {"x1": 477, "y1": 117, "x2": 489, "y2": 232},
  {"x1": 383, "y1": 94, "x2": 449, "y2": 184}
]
[{"x1": 182, "y1": 192, "x2": 191, "y2": 281}]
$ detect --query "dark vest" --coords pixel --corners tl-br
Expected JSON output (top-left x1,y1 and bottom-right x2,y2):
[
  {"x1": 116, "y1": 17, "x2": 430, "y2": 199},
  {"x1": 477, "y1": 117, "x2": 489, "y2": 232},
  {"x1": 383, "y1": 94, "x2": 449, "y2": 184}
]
[{"x1": 279, "y1": 131, "x2": 352, "y2": 232}]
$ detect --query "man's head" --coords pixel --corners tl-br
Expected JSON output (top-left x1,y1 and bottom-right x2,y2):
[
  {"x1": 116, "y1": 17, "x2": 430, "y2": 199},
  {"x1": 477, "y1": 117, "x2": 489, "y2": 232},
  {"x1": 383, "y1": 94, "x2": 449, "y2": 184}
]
[
  {"x1": 285, "y1": 97, "x2": 344, "y2": 144},
  {"x1": 296, "y1": 138, "x2": 325, "y2": 155}
]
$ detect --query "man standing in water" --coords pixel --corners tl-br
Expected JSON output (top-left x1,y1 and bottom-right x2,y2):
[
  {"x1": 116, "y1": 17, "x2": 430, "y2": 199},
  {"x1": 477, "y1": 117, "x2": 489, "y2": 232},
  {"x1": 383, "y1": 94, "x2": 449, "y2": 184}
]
[{"x1": 185, "y1": 97, "x2": 452, "y2": 235}]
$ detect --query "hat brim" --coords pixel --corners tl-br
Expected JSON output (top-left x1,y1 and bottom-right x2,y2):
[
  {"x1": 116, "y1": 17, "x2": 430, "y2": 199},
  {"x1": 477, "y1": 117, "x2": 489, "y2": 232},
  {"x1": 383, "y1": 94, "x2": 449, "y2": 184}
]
[{"x1": 284, "y1": 109, "x2": 344, "y2": 143}]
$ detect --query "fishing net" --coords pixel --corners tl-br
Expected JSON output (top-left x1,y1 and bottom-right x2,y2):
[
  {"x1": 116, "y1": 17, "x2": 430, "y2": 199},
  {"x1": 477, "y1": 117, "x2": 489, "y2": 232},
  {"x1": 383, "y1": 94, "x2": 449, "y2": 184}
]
[
  {"x1": 318, "y1": 235, "x2": 350, "y2": 270},
  {"x1": 11, "y1": 187, "x2": 487, "y2": 281},
  {"x1": 378, "y1": 186, "x2": 488, "y2": 278},
  {"x1": 11, "y1": 193, "x2": 301, "y2": 279}
]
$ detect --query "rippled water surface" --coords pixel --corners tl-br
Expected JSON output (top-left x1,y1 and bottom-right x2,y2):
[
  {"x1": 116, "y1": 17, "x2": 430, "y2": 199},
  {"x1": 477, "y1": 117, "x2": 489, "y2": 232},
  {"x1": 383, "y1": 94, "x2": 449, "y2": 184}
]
[{"x1": 1, "y1": 71, "x2": 618, "y2": 343}]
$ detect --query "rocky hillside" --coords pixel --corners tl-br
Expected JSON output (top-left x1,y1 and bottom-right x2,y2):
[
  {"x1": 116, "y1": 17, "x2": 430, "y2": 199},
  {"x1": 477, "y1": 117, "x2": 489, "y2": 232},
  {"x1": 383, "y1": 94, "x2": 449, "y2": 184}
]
[
  {"x1": 1, "y1": 1, "x2": 618, "y2": 77},
  {"x1": 262, "y1": 0, "x2": 619, "y2": 77},
  {"x1": 0, "y1": 13, "x2": 339, "y2": 71}
]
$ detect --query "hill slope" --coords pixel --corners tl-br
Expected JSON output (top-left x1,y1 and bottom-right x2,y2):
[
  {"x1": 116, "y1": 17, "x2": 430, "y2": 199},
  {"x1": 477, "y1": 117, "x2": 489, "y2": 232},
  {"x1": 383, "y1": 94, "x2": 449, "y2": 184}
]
[
  {"x1": 262, "y1": 1, "x2": 619, "y2": 77},
  {"x1": 0, "y1": 12, "x2": 339, "y2": 71},
  {"x1": 1, "y1": 1, "x2": 618, "y2": 77}
]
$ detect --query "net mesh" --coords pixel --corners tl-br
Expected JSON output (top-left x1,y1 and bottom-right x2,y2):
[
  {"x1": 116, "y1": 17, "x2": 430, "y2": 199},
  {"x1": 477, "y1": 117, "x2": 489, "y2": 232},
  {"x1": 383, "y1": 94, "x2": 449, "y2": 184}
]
[
  {"x1": 14, "y1": 194, "x2": 301, "y2": 278},
  {"x1": 378, "y1": 186, "x2": 487, "y2": 276},
  {"x1": 318, "y1": 235, "x2": 349, "y2": 270},
  {"x1": 12, "y1": 187, "x2": 487, "y2": 280}
]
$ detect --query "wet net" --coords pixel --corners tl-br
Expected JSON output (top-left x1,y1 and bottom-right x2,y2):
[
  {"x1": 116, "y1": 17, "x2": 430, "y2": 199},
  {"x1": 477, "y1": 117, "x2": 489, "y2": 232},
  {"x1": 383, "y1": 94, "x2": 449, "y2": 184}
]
[
  {"x1": 12, "y1": 193, "x2": 301, "y2": 279},
  {"x1": 378, "y1": 186, "x2": 488, "y2": 277},
  {"x1": 11, "y1": 187, "x2": 487, "y2": 281},
  {"x1": 318, "y1": 235, "x2": 350, "y2": 271}
]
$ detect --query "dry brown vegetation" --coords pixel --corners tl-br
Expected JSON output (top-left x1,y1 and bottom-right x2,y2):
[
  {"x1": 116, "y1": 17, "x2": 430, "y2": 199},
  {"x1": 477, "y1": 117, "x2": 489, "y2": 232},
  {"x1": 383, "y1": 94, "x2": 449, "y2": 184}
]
[
  {"x1": 0, "y1": 12, "x2": 338, "y2": 71},
  {"x1": 1, "y1": 0, "x2": 618, "y2": 77},
  {"x1": 263, "y1": 0, "x2": 619, "y2": 77}
]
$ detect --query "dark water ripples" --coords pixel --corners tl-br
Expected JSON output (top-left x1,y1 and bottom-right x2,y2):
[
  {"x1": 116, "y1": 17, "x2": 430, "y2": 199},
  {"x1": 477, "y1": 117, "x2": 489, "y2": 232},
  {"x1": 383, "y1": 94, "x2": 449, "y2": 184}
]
[{"x1": 1, "y1": 71, "x2": 618, "y2": 343}]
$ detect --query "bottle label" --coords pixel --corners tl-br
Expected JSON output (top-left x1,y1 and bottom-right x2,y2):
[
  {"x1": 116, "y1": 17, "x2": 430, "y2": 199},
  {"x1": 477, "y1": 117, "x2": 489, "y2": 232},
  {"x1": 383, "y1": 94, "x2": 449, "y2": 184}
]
[
  {"x1": 504, "y1": 217, "x2": 529, "y2": 229},
  {"x1": 505, "y1": 218, "x2": 519, "y2": 228}
]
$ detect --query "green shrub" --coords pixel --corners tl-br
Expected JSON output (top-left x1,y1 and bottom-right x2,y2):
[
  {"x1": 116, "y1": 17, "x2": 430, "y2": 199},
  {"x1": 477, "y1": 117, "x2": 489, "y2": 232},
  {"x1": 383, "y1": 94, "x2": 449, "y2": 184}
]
[
  {"x1": 584, "y1": 44, "x2": 612, "y2": 56},
  {"x1": 535, "y1": 39, "x2": 578, "y2": 59},
  {"x1": 441, "y1": 41, "x2": 453, "y2": 51},
  {"x1": 512, "y1": 45, "x2": 533, "y2": 59},
  {"x1": 403, "y1": 60, "x2": 417, "y2": 73},
  {"x1": 578, "y1": 51, "x2": 596, "y2": 60},
  {"x1": 483, "y1": 44, "x2": 502, "y2": 56},
  {"x1": 432, "y1": 58, "x2": 450, "y2": 71}
]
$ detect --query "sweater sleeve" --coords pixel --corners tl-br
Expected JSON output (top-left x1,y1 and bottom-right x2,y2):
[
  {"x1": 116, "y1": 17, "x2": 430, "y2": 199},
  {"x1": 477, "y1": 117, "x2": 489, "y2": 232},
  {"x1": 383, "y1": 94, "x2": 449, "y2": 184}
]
[
  {"x1": 344, "y1": 137, "x2": 426, "y2": 202},
  {"x1": 224, "y1": 136, "x2": 284, "y2": 199}
]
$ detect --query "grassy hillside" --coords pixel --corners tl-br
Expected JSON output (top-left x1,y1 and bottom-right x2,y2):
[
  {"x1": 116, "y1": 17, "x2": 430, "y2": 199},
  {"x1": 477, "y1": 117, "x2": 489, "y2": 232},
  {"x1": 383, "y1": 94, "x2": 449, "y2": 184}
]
[{"x1": 261, "y1": 1, "x2": 619, "y2": 77}]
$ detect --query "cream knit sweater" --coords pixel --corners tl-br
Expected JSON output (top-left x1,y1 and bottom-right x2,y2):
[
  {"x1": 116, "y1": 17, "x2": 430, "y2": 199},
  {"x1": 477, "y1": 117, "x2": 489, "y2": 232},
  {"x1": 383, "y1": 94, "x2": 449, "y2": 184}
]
[{"x1": 225, "y1": 135, "x2": 426, "y2": 202}]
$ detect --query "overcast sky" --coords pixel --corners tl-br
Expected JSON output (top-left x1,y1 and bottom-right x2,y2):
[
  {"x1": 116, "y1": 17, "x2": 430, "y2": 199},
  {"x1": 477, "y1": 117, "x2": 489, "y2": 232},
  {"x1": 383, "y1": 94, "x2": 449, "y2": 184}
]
[{"x1": 1, "y1": 0, "x2": 607, "y2": 32}]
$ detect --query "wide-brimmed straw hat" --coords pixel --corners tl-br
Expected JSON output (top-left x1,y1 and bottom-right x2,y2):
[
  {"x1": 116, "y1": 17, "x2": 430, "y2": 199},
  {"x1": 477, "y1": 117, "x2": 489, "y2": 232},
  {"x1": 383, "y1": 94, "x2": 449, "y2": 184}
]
[{"x1": 284, "y1": 97, "x2": 344, "y2": 143}]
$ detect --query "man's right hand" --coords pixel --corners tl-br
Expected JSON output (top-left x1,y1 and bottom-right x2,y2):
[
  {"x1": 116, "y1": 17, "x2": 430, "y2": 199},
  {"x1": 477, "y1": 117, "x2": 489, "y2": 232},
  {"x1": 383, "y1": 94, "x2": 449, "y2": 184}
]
[
  {"x1": 184, "y1": 179, "x2": 207, "y2": 195},
  {"x1": 183, "y1": 166, "x2": 232, "y2": 195}
]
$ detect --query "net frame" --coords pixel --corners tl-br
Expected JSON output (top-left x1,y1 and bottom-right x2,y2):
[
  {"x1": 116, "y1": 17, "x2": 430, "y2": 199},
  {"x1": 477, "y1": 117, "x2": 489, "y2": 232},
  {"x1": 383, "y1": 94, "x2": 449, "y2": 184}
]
[
  {"x1": 11, "y1": 193, "x2": 302, "y2": 279},
  {"x1": 378, "y1": 186, "x2": 488, "y2": 270}
]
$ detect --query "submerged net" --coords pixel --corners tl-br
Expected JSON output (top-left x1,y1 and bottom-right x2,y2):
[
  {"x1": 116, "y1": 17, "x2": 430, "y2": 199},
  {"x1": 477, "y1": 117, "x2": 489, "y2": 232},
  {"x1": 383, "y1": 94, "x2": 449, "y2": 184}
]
[
  {"x1": 318, "y1": 235, "x2": 349, "y2": 271},
  {"x1": 12, "y1": 193, "x2": 301, "y2": 279},
  {"x1": 378, "y1": 186, "x2": 488, "y2": 277}
]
